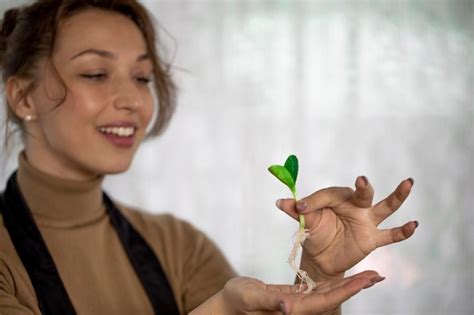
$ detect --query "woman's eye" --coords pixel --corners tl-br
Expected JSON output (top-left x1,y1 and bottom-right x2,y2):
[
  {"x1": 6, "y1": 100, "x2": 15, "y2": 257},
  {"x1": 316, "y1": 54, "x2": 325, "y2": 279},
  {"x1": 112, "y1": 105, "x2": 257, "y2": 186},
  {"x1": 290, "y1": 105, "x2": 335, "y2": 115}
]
[
  {"x1": 136, "y1": 76, "x2": 152, "y2": 84},
  {"x1": 80, "y1": 73, "x2": 107, "y2": 81}
]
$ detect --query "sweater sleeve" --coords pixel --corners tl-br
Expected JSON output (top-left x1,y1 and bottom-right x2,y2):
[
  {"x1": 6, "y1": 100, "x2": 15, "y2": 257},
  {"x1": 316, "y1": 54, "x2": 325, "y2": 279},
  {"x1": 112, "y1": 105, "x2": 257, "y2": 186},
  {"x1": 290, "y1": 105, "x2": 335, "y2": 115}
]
[
  {"x1": 0, "y1": 256, "x2": 35, "y2": 315},
  {"x1": 178, "y1": 220, "x2": 236, "y2": 312},
  {"x1": 121, "y1": 210, "x2": 237, "y2": 314}
]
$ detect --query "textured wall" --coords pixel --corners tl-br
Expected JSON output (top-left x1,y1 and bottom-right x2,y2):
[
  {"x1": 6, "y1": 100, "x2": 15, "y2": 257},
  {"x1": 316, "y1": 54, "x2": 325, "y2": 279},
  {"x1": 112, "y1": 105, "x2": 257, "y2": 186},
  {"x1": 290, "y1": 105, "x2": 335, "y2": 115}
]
[{"x1": 1, "y1": 1, "x2": 473, "y2": 314}]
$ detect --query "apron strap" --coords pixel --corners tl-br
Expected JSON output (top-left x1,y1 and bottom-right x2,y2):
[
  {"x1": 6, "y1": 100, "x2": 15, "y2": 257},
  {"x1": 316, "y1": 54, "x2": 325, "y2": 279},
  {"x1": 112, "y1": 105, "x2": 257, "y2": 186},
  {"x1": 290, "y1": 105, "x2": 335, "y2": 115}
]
[
  {"x1": 1, "y1": 171, "x2": 76, "y2": 314},
  {"x1": 104, "y1": 193, "x2": 180, "y2": 314},
  {"x1": 1, "y1": 172, "x2": 180, "y2": 315}
]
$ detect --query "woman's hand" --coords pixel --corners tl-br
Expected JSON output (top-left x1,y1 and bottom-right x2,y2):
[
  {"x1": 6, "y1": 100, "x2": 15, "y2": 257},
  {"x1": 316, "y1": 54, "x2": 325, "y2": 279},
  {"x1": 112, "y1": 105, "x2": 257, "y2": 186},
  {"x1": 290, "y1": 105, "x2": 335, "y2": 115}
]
[
  {"x1": 190, "y1": 270, "x2": 384, "y2": 315},
  {"x1": 277, "y1": 177, "x2": 418, "y2": 278}
]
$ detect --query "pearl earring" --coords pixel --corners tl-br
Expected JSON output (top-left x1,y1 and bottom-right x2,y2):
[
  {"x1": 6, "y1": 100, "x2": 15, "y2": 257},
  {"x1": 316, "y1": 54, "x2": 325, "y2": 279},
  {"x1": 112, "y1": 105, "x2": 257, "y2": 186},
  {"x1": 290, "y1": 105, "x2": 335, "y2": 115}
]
[{"x1": 24, "y1": 115, "x2": 35, "y2": 122}]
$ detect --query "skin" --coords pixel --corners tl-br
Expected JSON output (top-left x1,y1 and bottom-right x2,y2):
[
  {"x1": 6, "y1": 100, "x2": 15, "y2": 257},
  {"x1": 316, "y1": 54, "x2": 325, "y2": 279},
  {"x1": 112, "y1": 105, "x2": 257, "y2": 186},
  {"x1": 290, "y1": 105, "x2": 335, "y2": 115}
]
[{"x1": 7, "y1": 9, "x2": 154, "y2": 180}]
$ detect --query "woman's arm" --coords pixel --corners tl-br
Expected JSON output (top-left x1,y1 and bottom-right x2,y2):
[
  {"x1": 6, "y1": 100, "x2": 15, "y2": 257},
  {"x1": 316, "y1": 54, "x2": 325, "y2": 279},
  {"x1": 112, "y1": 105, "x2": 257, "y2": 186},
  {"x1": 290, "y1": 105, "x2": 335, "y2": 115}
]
[{"x1": 0, "y1": 259, "x2": 36, "y2": 315}]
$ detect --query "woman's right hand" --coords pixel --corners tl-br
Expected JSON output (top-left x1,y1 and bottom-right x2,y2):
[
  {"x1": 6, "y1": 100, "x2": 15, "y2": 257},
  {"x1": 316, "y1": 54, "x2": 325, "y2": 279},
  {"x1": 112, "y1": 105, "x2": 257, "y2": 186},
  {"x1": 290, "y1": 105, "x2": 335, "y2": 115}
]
[{"x1": 190, "y1": 270, "x2": 384, "y2": 315}]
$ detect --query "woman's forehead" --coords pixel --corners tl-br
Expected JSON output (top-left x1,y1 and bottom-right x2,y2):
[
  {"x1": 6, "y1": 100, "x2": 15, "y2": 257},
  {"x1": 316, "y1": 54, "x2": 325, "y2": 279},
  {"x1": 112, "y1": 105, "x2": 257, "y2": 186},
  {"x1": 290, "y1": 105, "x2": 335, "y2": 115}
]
[{"x1": 54, "y1": 8, "x2": 147, "y2": 60}]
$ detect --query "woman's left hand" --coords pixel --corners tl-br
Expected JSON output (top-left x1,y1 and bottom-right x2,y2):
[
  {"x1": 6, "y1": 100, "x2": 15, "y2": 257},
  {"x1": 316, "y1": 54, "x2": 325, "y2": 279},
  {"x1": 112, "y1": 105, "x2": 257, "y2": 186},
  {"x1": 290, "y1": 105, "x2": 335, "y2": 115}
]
[{"x1": 276, "y1": 176, "x2": 418, "y2": 279}]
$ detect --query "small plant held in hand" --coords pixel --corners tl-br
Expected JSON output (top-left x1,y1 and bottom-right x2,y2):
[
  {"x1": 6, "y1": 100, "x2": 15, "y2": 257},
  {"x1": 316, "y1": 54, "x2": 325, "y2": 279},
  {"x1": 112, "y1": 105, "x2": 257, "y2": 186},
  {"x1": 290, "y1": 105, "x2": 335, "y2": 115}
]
[{"x1": 268, "y1": 155, "x2": 316, "y2": 294}]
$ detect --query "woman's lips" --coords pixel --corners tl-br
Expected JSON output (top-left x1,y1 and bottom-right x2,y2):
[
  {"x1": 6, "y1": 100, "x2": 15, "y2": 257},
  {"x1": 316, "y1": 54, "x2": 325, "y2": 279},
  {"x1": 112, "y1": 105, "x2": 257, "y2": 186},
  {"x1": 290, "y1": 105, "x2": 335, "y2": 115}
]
[
  {"x1": 100, "y1": 132, "x2": 135, "y2": 148},
  {"x1": 97, "y1": 125, "x2": 137, "y2": 148}
]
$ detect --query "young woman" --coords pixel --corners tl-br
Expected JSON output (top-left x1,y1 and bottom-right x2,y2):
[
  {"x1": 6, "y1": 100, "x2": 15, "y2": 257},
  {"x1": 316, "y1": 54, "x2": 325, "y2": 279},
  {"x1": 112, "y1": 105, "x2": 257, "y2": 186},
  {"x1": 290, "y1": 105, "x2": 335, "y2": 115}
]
[{"x1": 0, "y1": 1, "x2": 418, "y2": 314}]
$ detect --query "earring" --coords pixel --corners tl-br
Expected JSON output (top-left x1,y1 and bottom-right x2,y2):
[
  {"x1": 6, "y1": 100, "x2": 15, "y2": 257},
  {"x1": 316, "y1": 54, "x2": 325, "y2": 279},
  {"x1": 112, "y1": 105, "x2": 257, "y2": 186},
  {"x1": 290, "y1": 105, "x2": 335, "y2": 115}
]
[{"x1": 24, "y1": 115, "x2": 35, "y2": 122}]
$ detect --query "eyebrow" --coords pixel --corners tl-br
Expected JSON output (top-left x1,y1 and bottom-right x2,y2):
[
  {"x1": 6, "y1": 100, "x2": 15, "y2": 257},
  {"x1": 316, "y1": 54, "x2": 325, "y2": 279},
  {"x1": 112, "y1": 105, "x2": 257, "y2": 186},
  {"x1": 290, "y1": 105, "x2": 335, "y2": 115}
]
[{"x1": 70, "y1": 48, "x2": 149, "y2": 62}]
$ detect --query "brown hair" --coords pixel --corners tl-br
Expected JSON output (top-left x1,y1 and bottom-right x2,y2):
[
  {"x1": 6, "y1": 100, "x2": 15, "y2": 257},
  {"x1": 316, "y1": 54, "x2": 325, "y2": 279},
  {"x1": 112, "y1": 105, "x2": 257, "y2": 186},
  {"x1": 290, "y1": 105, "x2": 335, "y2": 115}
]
[{"x1": 0, "y1": 0, "x2": 176, "y2": 147}]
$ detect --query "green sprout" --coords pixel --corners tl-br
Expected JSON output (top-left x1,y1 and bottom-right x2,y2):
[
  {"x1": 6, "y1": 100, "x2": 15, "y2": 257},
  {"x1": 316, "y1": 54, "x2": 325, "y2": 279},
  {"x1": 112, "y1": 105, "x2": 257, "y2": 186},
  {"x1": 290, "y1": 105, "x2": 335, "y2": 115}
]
[
  {"x1": 268, "y1": 154, "x2": 317, "y2": 293},
  {"x1": 268, "y1": 154, "x2": 305, "y2": 230}
]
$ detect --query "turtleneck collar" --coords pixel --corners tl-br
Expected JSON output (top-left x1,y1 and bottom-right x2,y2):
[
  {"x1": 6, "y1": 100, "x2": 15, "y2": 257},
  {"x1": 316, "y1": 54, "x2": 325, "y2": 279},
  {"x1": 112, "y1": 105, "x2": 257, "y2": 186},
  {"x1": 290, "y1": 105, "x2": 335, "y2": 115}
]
[{"x1": 16, "y1": 153, "x2": 106, "y2": 228}]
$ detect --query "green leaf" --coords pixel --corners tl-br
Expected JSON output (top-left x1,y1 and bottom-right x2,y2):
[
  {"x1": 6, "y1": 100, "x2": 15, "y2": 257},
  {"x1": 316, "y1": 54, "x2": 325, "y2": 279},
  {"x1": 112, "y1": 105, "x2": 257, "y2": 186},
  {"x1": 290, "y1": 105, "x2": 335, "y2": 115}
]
[
  {"x1": 268, "y1": 165, "x2": 295, "y2": 191},
  {"x1": 269, "y1": 155, "x2": 304, "y2": 228},
  {"x1": 284, "y1": 155, "x2": 298, "y2": 183}
]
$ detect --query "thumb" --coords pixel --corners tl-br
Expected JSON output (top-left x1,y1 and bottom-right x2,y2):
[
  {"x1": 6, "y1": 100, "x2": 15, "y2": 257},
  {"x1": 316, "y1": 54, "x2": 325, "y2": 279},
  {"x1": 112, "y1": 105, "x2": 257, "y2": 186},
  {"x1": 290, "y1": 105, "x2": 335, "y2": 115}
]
[
  {"x1": 244, "y1": 290, "x2": 293, "y2": 314},
  {"x1": 224, "y1": 278, "x2": 294, "y2": 314},
  {"x1": 276, "y1": 187, "x2": 354, "y2": 217}
]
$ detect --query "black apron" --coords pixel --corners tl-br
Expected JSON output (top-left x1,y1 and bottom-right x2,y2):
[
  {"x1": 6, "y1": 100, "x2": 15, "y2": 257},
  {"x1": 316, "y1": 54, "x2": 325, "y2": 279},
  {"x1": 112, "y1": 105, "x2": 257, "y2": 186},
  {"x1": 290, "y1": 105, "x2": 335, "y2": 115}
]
[{"x1": 0, "y1": 171, "x2": 180, "y2": 315}]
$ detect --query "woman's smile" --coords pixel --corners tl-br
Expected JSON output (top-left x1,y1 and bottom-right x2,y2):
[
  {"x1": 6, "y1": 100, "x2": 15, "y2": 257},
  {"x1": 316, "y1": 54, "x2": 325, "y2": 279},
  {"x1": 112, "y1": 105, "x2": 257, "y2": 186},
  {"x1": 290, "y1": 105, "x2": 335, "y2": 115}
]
[{"x1": 97, "y1": 121, "x2": 138, "y2": 148}]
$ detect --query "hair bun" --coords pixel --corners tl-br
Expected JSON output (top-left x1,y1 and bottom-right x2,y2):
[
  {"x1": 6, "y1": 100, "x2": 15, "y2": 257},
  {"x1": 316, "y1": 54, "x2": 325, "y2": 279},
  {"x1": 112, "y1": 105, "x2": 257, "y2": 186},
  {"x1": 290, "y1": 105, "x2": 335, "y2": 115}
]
[{"x1": 1, "y1": 8, "x2": 20, "y2": 38}]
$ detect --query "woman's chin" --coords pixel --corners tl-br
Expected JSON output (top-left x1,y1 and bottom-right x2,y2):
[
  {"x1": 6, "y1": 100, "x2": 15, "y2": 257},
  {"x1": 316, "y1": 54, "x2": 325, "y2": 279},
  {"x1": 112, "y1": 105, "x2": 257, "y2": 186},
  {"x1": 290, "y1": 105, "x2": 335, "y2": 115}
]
[
  {"x1": 104, "y1": 168, "x2": 130, "y2": 175},
  {"x1": 101, "y1": 164, "x2": 132, "y2": 175},
  {"x1": 93, "y1": 158, "x2": 134, "y2": 176}
]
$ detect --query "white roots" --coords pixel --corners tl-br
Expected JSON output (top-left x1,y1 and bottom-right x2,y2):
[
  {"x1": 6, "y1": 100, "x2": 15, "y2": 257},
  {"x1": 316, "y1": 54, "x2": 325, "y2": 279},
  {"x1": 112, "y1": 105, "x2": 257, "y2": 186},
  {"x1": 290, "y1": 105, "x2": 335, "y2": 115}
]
[{"x1": 288, "y1": 228, "x2": 316, "y2": 294}]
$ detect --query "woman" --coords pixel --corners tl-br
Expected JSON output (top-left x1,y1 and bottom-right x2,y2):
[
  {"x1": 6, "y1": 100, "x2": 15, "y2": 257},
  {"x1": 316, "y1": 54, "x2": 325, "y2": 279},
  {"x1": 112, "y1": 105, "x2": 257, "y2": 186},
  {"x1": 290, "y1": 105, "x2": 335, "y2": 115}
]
[{"x1": 0, "y1": 1, "x2": 418, "y2": 314}]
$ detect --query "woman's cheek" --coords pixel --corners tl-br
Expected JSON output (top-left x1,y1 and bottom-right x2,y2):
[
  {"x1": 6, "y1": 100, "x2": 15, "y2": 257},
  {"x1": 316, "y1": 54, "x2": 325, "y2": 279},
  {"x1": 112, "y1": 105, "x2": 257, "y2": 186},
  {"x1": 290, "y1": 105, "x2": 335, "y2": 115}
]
[
  {"x1": 142, "y1": 94, "x2": 154, "y2": 124},
  {"x1": 70, "y1": 87, "x2": 110, "y2": 114}
]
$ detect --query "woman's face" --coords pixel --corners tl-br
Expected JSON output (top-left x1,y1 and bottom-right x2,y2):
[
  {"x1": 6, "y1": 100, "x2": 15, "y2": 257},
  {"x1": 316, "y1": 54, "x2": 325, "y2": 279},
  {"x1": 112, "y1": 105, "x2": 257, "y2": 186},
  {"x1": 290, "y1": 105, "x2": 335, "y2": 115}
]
[{"x1": 24, "y1": 9, "x2": 154, "y2": 180}]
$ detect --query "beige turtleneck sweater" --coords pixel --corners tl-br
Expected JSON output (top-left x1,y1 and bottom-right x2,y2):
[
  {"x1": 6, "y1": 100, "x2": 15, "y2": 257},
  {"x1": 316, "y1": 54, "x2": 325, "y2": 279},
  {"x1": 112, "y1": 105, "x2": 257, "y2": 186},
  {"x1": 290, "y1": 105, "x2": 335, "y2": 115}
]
[{"x1": 0, "y1": 154, "x2": 236, "y2": 314}]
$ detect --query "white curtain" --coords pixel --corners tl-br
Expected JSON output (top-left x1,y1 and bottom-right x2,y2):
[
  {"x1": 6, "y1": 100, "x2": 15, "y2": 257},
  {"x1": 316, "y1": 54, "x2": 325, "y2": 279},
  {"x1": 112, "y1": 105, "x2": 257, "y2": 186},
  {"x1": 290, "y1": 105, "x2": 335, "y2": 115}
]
[{"x1": 1, "y1": 0, "x2": 472, "y2": 314}]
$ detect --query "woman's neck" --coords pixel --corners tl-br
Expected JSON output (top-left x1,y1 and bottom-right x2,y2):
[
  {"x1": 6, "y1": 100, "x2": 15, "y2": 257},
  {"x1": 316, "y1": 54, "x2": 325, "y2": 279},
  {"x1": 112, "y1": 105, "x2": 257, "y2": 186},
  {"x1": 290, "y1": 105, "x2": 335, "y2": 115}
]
[
  {"x1": 16, "y1": 151, "x2": 105, "y2": 227},
  {"x1": 24, "y1": 145, "x2": 100, "y2": 182}
]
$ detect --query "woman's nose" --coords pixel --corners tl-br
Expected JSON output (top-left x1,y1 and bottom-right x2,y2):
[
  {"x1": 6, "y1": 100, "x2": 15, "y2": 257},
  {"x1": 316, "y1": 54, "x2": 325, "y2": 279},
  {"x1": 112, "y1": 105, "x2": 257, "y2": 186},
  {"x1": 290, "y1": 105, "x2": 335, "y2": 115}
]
[{"x1": 113, "y1": 79, "x2": 143, "y2": 111}]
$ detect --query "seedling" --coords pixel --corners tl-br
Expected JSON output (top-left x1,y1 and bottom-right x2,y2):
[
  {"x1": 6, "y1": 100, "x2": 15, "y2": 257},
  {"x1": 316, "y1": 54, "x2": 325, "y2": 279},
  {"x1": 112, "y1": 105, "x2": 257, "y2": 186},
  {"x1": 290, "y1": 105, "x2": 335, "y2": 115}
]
[{"x1": 268, "y1": 154, "x2": 316, "y2": 293}]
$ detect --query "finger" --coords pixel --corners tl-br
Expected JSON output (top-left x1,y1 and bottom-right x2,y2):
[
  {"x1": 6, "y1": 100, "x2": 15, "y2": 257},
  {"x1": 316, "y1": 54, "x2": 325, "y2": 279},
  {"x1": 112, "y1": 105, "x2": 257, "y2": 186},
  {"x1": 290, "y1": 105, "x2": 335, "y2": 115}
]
[
  {"x1": 371, "y1": 178, "x2": 414, "y2": 225},
  {"x1": 314, "y1": 270, "x2": 382, "y2": 293},
  {"x1": 297, "y1": 187, "x2": 354, "y2": 214},
  {"x1": 278, "y1": 187, "x2": 353, "y2": 215},
  {"x1": 351, "y1": 176, "x2": 374, "y2": 208},
  {"x1": 275, "y1": 198, "x2": 300, "y2": 221},
  {"x1": 376, "y1": 220, "x2": 419, "y2": 247},
  {"x1": 295, "y1": 276, "x2": 375, "y2": 314},
  {"x1": 242, "y1": 285, "x2": 293, "y2": 314},
  {"x1": 274, "y1": 199, "x2": 325, "y2": 230}
]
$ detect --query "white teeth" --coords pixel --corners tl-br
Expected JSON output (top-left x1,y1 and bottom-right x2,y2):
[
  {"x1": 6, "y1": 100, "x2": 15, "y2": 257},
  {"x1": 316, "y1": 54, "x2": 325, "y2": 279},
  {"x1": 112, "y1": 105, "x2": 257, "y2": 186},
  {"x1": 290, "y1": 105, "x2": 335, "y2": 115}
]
[{"x1": 98, "y1": 126, "x2": 135, "y2": 137}]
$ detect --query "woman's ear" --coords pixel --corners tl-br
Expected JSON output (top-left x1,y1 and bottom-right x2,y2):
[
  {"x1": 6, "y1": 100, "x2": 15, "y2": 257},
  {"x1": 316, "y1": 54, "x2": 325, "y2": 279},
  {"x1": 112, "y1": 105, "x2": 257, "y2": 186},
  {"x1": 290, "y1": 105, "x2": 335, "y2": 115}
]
[{"x1": 6, "y1": 76, "x2": 37, "y2": 121}]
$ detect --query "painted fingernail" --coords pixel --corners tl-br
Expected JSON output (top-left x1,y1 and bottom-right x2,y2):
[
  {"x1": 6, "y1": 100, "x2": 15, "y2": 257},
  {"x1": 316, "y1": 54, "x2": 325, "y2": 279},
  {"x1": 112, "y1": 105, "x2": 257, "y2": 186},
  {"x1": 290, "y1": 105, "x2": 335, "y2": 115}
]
[
  {"x1": 407, "y1": 178, "x2": 414, "y2": 186},
  {"x1": 296, "y1": 201, "x2": 308, "y2": 212},
  {"x1": 360, "y1": 176, "x2": 368, "y2": 186},
  {"x1": 414, "y1": 220, "x2": 419, "y2": 228},
  {"x1": 370, "y1": 276, "x2": 386, "y2": 283},
  {"x1": 364, "y1": 276, "x2": 385, "y2": 289},
  {"x1": 276, "y1": 199, "x2": 283, "y2": 209},
  {"x1": 279, "y1": 302, "x2": 288, "y2": 315}
]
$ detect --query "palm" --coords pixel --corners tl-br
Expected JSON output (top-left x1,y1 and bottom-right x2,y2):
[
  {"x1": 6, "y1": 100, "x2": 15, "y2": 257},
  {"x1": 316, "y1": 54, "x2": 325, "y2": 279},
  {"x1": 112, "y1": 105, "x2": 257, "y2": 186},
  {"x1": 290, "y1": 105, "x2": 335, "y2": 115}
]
[
  {"x1": 304, "y1": 204, "x2": 379, "y2": 275},
  {"x1": 222, "y1": 270, "x2": 382, "y2": 315}
]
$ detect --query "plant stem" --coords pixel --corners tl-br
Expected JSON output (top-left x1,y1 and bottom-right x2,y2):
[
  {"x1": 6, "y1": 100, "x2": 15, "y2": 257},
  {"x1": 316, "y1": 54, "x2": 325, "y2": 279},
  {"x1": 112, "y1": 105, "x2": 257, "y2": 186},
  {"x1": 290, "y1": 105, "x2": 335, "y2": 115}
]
[
  {"x1": 291, "y1": 189, "x2": 305, "y2": 230},
  {"x1": 299, "y1": 214, "x2": 305, "y2": 230}
]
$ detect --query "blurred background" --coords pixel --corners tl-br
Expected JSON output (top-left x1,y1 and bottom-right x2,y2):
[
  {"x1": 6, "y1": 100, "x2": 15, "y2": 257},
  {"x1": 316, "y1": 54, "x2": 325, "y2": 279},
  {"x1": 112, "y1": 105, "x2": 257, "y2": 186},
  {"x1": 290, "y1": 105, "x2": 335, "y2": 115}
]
[{"x1": 1, "y1": 0, "x2": 473, "y2": 314}]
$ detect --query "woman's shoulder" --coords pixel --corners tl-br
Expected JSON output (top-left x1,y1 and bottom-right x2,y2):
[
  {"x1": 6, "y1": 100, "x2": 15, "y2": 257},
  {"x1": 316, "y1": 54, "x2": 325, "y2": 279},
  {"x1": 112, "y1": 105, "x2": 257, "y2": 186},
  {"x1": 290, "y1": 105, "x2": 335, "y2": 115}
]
[
  {"x1": 0, "y1": 215, "x2": 17, "y2": 263},
  {"x1": 0, "y1": 221, "x2": 39, "y2": 307}
]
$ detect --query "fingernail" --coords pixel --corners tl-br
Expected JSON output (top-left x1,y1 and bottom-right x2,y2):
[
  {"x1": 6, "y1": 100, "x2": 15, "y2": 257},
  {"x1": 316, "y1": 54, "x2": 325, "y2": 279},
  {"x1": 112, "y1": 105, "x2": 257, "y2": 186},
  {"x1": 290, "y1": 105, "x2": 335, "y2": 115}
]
[
  {"x1": 364, "y1": 276, "x2": 385, "y2": 289},
  {"x1": 279, "y1": 302, "x2": 288, "y2": 315},
  {"x1": 369, "y1": 276, "x2": 386, "y2": 283},
  {"x1": 360, "y1": 176, "x2": 368, "y2": 186},
  {"x1": 414, "y1": 220, "x2": 419, "y2": 228},
  {"x1": 296, "y1": 201, "x2": 307, "y2": 212},
  {"x1": 276, "y1": 199, "x2": 283, "y2": 209},
  {"x1": 407, "y1": 177, "x2": 414, "y2": 186}
]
